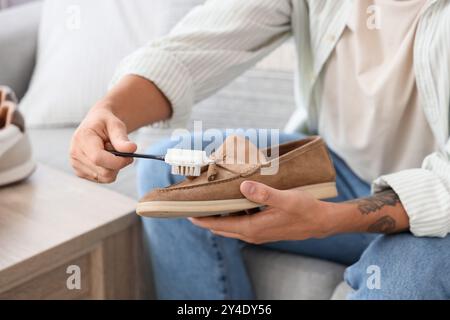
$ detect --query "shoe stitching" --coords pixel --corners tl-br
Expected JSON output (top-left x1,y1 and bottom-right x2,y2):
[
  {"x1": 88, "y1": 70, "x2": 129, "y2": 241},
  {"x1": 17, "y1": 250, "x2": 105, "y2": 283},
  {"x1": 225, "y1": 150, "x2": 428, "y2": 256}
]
[
  {"x1": 156, "y1": 165, "x2": 260, "y2": 192},
  {"x1": 275, "y1": 142, "x2": 326, "y2": 164}
]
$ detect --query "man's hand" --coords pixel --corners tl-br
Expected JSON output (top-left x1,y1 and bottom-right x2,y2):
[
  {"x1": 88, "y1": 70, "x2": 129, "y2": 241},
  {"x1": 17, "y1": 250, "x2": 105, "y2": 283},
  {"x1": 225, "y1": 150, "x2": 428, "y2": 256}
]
[
  {"x1": 190, "y1": 181, "x2": 336, "y2": 244},
  {"x1": 70, "y1": 103, "x2": 137, "y2": 183},
  {"x1": 190, "y1": 181, "x2": 410, "y2": 244},
  {"x1": 70, "y1": 75, "x2": 172, "y2": 183}
]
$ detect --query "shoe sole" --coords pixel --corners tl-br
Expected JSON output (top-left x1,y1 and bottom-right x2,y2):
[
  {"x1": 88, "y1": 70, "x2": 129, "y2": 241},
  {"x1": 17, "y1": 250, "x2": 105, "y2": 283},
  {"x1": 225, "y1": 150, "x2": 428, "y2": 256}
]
[
  {"x1": 0, "y1": 159, "x2": 36, "y2": 187},
  {"x1": 137, "y1": 182, "x2": 338, "y2": 218}
]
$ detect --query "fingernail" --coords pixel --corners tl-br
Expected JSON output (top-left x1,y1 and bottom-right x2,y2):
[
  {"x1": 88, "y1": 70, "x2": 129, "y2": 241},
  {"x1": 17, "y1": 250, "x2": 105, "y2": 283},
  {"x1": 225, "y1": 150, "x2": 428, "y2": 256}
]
[{"x1": 242, "y1": 182, "x2": 256, "y2": 195}]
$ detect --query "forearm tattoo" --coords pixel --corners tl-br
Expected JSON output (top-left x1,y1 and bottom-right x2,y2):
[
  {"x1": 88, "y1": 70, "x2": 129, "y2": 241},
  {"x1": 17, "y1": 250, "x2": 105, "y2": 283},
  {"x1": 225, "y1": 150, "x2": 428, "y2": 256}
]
[
  {"x1": 367, "y1": 216, "x2": 397, "y2": 234},
  {"x1": 347, "y1": 189, "x2": 401, "y2": 234},
  {"x1": 348, "y1": 189, "x2": 400, "y2": 215}
]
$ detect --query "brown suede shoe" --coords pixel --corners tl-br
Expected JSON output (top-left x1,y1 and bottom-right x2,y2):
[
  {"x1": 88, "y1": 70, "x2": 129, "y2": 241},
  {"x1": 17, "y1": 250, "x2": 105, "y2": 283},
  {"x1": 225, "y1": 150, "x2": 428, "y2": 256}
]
[{"x1": 137, "y1": 135, "x2": 337, "y2": 218}]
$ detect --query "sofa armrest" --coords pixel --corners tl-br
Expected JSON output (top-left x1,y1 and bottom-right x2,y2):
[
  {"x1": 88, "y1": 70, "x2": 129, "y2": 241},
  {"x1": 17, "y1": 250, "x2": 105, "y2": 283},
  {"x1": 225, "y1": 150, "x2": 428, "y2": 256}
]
[{"x1": 0, "y1": 2, "x2": 42, "y2": 99}]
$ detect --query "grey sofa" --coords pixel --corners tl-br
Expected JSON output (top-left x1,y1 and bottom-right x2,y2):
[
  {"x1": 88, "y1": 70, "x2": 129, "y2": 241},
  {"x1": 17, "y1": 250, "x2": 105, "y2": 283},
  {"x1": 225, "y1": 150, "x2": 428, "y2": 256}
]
[{"x1": 0, "y1": 2, "x2": 352, "y2": 300}]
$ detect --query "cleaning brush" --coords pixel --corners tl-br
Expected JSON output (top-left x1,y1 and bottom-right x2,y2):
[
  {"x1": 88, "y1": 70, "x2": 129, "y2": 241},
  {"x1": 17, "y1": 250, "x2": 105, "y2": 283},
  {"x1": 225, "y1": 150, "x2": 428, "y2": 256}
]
[{"x1": 110, "y1": 149, "x2": 214, "y2": 177}]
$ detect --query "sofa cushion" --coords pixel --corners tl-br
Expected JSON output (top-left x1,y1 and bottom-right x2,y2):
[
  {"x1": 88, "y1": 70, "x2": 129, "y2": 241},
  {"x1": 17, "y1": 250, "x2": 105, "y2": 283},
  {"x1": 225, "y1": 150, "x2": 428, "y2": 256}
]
[
  {"x1": 20, "y1": 0, "x2": 181, "y2": 128},
  {"x1": 331, "y1": 281, "x2": 352, "y2": 300},
  {"x1": 243, "y1": 246, "x2": 346, "y2": 300},
  {"x1": 0, "y1": 2, "x2": 41, "y2": 99}
]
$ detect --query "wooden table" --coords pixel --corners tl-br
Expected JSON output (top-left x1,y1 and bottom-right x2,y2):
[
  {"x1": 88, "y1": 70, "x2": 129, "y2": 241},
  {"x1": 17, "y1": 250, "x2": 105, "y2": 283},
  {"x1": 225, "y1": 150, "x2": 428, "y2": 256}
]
[{"x1": 0, "y1": 164, "x2": 148, "y2": 299}]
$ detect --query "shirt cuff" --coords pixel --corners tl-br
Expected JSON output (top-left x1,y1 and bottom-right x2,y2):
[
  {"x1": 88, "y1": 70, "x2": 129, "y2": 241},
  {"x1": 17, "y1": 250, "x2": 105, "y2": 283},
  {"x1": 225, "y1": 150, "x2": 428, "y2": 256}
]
[
  {"x1": 110, "y1": 48, "x2": 195, "y2": 128},
  {"x1": 372, "y1": 169, "x2": 450, "y2": 238}
]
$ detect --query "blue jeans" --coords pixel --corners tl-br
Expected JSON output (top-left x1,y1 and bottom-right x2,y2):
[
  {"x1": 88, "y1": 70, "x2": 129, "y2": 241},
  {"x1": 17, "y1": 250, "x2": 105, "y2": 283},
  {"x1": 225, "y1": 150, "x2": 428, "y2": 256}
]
[{"x1": 137, "y1": 132, "x2": 450, "y2": 300}]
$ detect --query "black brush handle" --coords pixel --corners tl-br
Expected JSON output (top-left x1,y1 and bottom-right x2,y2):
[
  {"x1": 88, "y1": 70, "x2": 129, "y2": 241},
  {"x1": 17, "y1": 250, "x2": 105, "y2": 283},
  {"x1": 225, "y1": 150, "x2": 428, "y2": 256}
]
[{"x1": 109, "y1": 151, "x2": 165, "y2": 161}]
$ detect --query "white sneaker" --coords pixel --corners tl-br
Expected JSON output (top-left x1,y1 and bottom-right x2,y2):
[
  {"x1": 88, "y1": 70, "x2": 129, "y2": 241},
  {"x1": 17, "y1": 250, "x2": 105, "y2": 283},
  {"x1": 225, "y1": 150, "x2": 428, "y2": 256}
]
[{"x1": 0, "y1": 87, "x2": 35, "y2": 187}]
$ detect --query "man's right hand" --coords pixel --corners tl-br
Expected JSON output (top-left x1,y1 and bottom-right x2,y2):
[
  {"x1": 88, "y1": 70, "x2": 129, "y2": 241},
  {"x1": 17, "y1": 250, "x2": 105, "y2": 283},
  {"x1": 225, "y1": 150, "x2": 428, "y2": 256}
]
[
  {"x1": 70, "y1": 75, "x2": 172, "y2": 183},
  {"x1": 70, "y1": 103, "x2": 138, "y2": 184}
]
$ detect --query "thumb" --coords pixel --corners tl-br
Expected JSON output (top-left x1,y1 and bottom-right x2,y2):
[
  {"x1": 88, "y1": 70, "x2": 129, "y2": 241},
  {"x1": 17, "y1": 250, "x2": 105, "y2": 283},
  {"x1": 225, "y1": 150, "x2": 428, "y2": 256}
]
[
  {"x1": 240, "y1": 181, "x2": 288, "y2": 208},
  {"x1": 106, "y1": 117, "x2": 137, "y2": 153}
]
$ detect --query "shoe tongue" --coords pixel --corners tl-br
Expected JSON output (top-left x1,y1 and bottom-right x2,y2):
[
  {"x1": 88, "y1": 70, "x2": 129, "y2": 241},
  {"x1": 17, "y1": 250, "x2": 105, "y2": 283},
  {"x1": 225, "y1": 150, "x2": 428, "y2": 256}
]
[{"x1": 213, "y1": 135, "x2": 267, "y2": 171}]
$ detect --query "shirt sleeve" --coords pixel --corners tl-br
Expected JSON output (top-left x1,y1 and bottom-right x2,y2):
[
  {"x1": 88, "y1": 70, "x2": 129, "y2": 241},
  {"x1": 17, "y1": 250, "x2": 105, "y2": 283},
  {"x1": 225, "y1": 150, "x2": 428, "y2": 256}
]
[
  {"x1": 110, "y1": 0, "x2": 293, "y2": 126},
  {"x1": 372, "y1": 142, "x2": 450, "y2": 237}
]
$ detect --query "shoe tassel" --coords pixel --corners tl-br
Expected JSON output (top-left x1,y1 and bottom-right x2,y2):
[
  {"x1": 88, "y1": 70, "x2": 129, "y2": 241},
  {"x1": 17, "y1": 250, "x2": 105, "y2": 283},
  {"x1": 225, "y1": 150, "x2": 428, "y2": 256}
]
[{"x1": 207, "y1": 163, "x2": 218, "y2": 181}]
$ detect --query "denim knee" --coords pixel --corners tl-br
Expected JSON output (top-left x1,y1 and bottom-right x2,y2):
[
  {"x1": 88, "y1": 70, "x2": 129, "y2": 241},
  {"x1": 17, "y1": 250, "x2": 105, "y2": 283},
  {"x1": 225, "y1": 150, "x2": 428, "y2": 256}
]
[{"x1": 345, "y1": 233, "x2": 450, "y2": 300}]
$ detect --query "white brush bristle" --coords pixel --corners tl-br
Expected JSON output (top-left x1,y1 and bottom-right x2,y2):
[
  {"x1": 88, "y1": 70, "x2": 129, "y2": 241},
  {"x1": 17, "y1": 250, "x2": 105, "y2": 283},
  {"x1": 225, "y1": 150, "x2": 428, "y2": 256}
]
[
  {"x1": 166, "y1": 149, "x2": 212, "y2": 177},
  {"x1": 171, "y1": 165, "x2": 202, "y2": 177}
]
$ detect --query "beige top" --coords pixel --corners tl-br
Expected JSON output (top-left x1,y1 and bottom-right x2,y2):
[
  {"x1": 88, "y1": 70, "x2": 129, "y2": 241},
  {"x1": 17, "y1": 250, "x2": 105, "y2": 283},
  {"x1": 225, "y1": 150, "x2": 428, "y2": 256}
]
[{"x1": 319, "y1": 0, "x2": 436, "y2": 182}]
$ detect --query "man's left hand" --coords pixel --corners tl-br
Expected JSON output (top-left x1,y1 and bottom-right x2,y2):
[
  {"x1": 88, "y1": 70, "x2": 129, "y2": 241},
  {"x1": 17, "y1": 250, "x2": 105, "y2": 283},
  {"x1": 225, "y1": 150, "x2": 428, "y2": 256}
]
[{"x1": 190, "y1": 181, "x2": 336, "y2": 244}]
